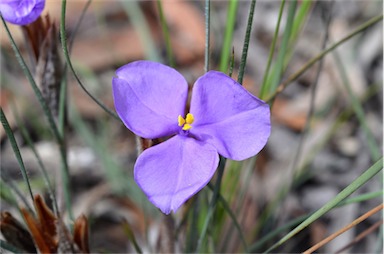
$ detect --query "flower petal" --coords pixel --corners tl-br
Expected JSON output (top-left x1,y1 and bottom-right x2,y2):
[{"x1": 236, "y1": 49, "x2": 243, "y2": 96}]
[
  {"x1": 190, "y1": 71, "x2": 271, "y2": 160},
  {"x1": 134, "y1": 135, "x2": 219, "y2": 214},
  {"x1": 112, "y1": 61, "x2": 188, "y2": 139},
  {"x1": 0, "y1": 0, "x2": 45, "y2": 25}
]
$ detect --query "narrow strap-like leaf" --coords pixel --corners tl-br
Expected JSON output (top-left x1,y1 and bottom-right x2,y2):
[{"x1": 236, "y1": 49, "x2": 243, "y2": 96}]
[{"x1": 0, "y1": 108, "x2": 34, "y2": 203}]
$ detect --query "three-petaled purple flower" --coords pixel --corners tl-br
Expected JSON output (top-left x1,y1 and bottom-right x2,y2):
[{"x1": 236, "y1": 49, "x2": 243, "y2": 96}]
[
  {"x1": 112, "y1": 61, "x2": 271, "y2": 214},
  {"x1": 0, "y1": 0, "x2": 45, "y2": 25}
]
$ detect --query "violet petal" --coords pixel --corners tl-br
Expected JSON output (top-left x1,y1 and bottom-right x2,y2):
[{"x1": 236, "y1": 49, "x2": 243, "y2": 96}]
[
  {"x1": 112, "y1": 61, "x2": 188, "y2": 139},
  {"x1": 134, "y1": 135, "x2": 219, "y2": 214},
  {"x1": 190, "y1": 71, "x2": 271, "y2": 160},
  {"x1": 0, "y1": 0, "x2": 45, "y2": 25}
]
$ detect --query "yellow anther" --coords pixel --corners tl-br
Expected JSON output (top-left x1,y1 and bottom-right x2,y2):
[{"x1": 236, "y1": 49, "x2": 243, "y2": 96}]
[
  {"x1": 178, "y1": 113, "x2": 194, "y2": 131},
  {"x1": 186, "y1": 113, "x2": 194, "y2": 124},
  {"x1": 178, "y1": 115, "x2": 185, "y2": 126},
  {"x1": 182, "y1": 124, "x2": 192, "y2": 131}
]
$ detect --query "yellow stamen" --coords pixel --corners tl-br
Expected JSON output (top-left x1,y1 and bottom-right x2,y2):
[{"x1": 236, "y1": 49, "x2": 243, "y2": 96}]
[
  {"x1": 182, "y1": 124, "x2": 192, "y2": 131},
  {"x1": 178, "y1": 113, "x2": 195, "y2": 131},
  {"x1": 186, "y1": 113, "x2": 194, "y2": 124},
  {"x1": 178, "y1": 115, "x2": 185, "y2": 126}
]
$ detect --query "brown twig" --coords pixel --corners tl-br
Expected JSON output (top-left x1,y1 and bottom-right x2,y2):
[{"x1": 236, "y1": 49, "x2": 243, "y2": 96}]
[
  {"x1": 302, "y1": 203, "x2": 383, "y2": 254},
  {"x1": 335, "y1": 219, "x2": 383, "y2": 253}
]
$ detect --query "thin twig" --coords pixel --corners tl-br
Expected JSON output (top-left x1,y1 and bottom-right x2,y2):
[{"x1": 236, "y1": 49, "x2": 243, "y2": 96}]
[
  {"x1": 302, "y1": 204, "x2": 383, "y2": 254},
  {"x1": 335, "y1": 219, "x2": 383, "y2": 254}
]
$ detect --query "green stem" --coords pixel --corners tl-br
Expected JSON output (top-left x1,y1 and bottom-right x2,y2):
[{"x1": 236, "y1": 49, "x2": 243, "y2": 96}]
[
  {"x1": 237, "y1": 0, "x2": 256, "y2": 85},
  {"x1": 60, "y1": 0, "x2": 120, "y2": 121},
  {"x1": 204, "y1": 0, "x2": 211, "y2": 72}
]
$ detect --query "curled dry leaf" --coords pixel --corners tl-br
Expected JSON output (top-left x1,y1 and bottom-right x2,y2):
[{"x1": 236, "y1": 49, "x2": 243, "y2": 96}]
[
  {"x1": 0, "y1": 211, "x2": 37, "y2": 253},
  {"x1": 0, "y1": 195, "x2": 90, "y2": 253}
]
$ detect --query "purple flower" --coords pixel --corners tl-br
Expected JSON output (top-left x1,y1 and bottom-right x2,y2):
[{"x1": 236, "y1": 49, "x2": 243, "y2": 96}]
[
  {"x1": 112, "y1": 61, "x2": 271, "y2": 214},
  {"x1": 0, "y1": 0, "x2": 45, "y2": 25}
]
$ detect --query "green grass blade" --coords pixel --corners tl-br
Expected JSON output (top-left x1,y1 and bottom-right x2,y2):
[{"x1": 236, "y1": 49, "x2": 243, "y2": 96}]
[
  {"x1": 265, "y1": 0, "x2": 297, "y2": 96},
  {"x1": 237, "y1": 0, "x2": 256, "y2": 85},
  {"x1": 263, "y1": 157, "x2": 383, "y2": 253},
  {"x1": 0, "y1": 175, "x2": 33, "y2": 213},
  {"x1": 10, "y1": 103, "x2": 59, "y2": 215},
  {"x1": 121, "y1": 1, "x2": 160, "y2": 62},
  {"x1": 259, "y1": 0, "x2": 285, "y2": 99},
  {"x1": 123, "y1": 222, "x2": 143, "y2": 254},
  {"x1": 332, "y1": 50, "x2": 381, "y2": 161},
  {"x1": 207, "y1": 182, "x2": 249, "y2": 252},
  {"x1": 157, "y1": 0, "x2": 175, "y2": 67},
  {"x1": 289, "y1": 0, "x2": 313, "y2": 47},
  {"x1": 219, "y1": 0, "x2": 238, "y2": 73},
  {"x1": 204, "y1": 0, "x2": 211, "y2": 72},
  {"x1": 0, "y1": 108, "x2": 34, "y2": 203},
  {"x1": 336, "y1": 191, "x2": 383, "y2": 207},
  {"x1": 196, "y1": 157, "x2": 226, "y2": 253}
]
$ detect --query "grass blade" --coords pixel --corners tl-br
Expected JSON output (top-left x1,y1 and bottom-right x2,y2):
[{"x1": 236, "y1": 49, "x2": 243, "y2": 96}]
[
  {"x1": 10, "y1": 102, "x2": 59, "y2": 215},
  {"x1": 196, "y1": 157, "x2": 226, "y2": 253},
  {"x1": 259, "y1": 0, "x2": 285, "y2": 99},
  {"x1": 265, "y1": 0, "x2": 297, "y2": 97},
  {"x1": 219, "y1": 0, "x2": 238, "y2": 73},
  {"x1": 237, "y1": 0, "x2": 256, "y2": 85},
  {"x1": 121, "y1": 1, "x2": 160, "y2": 62},
  {"x1": 332, "y1": 50, "x2": 381, "y2": 161},
  {"x1": 157, "y1": 0, "x2": 175, "y2": 67},
  {"x1": 263, "y1": 157, "x2": 383, "y2": 253},
  {"x1": 1, "y1": 108, "x2": 34, "y2": 203}
]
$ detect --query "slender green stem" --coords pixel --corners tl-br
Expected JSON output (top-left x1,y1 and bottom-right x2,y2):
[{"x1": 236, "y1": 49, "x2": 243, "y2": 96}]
[
  {"x1": 237, "y1": 0, "x2": 256, "y2": 85},
  {"x1": 259, "y1": 0, "x2": 285, "y2": 98},
  {"x1": 204, "y1": 0, "x2": 210, "y2": 72},
  {"x1": 157, "y1": 0, "x2": 175, "y2": 67},
  {"x1": 0, "y1": 108, "x2": 34, "y2": 203},
  {"x1": 60, "y1": 0, "x2": 120, "y2": 121},
  {"x1": 266, "y1": 14, "x2": 383, "y2": 102},
  {"x1": 196, "y1": 157, "x2": 226, "y2": 253}
]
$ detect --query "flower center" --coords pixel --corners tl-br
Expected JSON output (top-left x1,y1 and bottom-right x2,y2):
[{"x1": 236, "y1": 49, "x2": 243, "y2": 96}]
[{"x1": 178, "y1": 113, "x2": 194, "y2": 131}]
